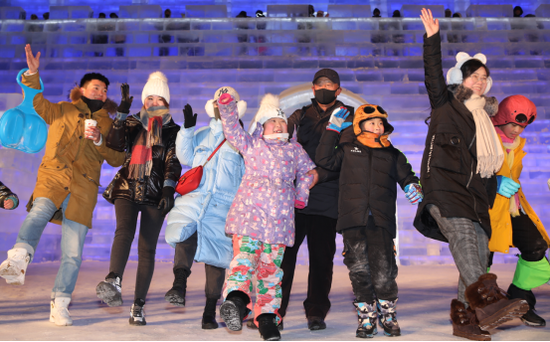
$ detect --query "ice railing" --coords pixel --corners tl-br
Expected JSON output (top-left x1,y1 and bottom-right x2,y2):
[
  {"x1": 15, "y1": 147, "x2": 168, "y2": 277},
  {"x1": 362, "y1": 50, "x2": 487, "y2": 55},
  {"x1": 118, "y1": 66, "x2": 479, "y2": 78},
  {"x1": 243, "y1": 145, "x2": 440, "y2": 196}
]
[{"x1": 1, "y1": 17, "x2": 550, "y2": 59}]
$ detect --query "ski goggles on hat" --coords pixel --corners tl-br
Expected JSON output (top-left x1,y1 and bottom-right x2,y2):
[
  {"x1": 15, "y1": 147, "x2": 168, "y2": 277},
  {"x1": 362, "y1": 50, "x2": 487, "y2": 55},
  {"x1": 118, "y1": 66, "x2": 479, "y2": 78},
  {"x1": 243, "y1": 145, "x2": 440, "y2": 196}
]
[{"x1": 515, "y1": 113, "x2": 535, "y2": 125}]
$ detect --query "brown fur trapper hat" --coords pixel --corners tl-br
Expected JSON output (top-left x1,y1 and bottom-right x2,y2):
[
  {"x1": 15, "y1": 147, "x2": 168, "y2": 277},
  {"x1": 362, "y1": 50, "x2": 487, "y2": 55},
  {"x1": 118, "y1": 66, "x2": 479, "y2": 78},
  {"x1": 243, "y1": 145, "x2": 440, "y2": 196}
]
[{"x1": 353, "y1": 104, "x2": 390, "y2": 136}]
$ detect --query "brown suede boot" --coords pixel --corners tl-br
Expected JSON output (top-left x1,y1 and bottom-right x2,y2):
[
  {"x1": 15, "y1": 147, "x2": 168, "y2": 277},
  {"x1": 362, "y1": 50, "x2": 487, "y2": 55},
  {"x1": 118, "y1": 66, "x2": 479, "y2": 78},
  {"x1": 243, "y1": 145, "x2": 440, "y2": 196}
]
[
  {"x1": 450, "y1": 299, "x2": 491, "y2": 341},
  {"x1": 465, "y1": 273, "x2": 529, "y2": 331}
]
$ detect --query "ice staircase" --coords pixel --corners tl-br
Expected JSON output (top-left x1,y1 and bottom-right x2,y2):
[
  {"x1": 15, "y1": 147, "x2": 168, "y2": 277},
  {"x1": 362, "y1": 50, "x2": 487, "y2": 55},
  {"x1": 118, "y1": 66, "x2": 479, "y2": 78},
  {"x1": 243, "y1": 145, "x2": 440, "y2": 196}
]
[{"x1": 1, "y1": 6, "x2": 550, "y2": 266}]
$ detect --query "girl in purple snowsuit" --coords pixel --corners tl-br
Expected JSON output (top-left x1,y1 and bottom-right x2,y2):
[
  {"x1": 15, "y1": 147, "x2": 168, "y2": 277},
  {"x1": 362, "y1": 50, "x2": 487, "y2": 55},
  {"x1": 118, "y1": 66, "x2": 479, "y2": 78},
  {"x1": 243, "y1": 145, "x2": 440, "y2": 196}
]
[{"x1": 217, "y1": 92, "x2": 315, "y2": 341}]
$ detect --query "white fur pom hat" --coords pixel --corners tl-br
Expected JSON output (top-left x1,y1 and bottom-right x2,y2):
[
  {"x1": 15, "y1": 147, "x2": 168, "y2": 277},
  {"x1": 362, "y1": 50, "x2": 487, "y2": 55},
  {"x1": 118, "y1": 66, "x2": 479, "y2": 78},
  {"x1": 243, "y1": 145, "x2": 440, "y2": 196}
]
[
  {"x1": 142, "y1": 71, "x2": 170, "y2": 105},
  {"x1": 205, "y1": 86, "x2": 247, "y2": 118},
  {"x1": 248, "y1": 93, "x2": 286, "y2": 133},
  {"x1": 446, "y1": 52, "x2": 493, "y2": 94}
]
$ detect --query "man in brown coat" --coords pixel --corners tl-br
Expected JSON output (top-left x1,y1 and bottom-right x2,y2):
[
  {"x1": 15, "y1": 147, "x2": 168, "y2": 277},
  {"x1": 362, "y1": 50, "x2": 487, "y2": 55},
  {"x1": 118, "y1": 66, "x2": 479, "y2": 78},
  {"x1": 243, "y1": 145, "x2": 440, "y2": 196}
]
[{"x1": 0, "y1": 44, "x2": 125, "y2": 326}]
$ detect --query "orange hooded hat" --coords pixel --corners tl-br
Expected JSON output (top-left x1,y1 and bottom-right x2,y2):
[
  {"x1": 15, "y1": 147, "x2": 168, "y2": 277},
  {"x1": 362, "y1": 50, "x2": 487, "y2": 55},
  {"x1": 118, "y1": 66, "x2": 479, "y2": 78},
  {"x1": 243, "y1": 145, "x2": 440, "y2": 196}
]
[{"x1": 353, "y1": 104, "x2": 394, "y2": 148}]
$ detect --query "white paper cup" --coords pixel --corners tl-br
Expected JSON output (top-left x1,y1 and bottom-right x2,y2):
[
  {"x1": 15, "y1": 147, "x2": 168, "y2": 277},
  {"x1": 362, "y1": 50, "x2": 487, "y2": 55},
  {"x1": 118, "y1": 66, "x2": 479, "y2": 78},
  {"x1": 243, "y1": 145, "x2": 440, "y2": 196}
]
[{"x1": 84, "y1": 119, "x2": 97, "y2": 138}]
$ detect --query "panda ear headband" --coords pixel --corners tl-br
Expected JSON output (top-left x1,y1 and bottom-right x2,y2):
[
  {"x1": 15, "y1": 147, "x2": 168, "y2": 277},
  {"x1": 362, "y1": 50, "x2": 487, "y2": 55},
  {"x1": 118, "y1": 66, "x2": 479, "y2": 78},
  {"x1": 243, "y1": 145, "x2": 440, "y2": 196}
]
[{"x1": 446, "y1": 52, "x2": 493, "y2": 95}]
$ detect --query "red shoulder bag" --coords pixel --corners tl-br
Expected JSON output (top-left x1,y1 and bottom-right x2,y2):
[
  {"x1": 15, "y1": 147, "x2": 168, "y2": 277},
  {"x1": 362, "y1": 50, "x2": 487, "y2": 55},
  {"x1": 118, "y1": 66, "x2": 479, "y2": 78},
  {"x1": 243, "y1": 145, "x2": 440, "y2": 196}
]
[{"x1": 175, "y1": 139, "x2": 226, "y2": 196}]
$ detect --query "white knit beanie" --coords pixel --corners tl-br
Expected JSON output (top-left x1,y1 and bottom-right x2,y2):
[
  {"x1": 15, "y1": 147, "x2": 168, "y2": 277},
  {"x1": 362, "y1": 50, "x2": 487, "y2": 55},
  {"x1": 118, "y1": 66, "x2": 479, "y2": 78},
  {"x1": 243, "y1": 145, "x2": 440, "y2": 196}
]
[
  {"x1": 248, "y1": 94, "x2": 286, "y2": 133},
  {"x1": 142, "y1": 71, "x2": 170, "y2": 105},
  {"x1": 446, "y1": 52, "x2": 493, "y2": 94},
  {"x1": 205, "y1": 86, "x2": 247, "y2": 118}
]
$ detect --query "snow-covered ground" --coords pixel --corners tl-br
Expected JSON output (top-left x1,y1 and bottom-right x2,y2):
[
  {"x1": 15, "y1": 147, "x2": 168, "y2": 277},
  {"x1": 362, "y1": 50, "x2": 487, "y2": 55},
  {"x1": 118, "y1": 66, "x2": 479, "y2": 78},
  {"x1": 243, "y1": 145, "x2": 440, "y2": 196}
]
[{"x1": 0, "y1": 261, "x2": 549, "y2": 341}]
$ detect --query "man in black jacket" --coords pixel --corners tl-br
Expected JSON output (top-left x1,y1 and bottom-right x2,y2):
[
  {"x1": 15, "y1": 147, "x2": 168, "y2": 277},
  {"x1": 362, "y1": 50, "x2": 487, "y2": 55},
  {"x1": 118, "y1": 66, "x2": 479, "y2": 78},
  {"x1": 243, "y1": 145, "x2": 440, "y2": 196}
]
[{"x1": 280, "y1": 69, "x2": 354, "y2": 330}]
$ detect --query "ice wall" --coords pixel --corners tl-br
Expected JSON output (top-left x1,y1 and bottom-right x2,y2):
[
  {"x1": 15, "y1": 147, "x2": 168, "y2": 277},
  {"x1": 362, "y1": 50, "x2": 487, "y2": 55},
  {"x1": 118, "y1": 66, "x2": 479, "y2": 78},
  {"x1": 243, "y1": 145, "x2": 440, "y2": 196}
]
[{"x1": 1, "y1": 13, "x2": 549, "y2": 266}]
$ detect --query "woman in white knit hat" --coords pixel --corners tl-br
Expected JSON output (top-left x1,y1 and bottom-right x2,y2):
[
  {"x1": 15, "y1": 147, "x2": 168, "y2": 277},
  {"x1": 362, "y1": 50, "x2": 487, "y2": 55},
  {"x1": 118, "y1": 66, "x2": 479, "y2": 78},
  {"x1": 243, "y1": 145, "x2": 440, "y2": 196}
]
[{"x1": 95, "y1": 71, "x2": 182, "y2": 326}]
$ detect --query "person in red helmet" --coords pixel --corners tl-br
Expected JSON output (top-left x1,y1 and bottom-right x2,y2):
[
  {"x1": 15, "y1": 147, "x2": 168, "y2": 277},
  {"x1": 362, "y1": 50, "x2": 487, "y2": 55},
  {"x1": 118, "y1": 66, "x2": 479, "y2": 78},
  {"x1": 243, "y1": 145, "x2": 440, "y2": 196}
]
[{"x1": 488, "y1": 94, "x2": 550, "y2": 327}]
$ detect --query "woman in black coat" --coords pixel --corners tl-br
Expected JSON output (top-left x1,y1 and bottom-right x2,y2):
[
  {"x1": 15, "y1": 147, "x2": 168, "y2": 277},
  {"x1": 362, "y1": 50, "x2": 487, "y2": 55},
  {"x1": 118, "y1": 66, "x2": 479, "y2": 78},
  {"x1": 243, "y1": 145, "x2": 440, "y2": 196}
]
[
  {"x1": 96, "y1": 72, "x2": 182, "y2": 326},
  {"x1": 415, "y1": 9, "x2": 528, "y2": 341}
]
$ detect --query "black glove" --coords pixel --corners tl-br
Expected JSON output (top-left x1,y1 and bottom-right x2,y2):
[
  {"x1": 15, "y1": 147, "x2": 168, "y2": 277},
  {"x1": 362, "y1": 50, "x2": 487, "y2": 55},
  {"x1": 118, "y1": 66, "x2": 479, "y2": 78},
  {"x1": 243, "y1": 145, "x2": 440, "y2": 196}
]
[
  {"x1": 183, "y1": 104, "x2": 197, "y2": 128},
  {"x1": 158, "y1": 186, "x2": 175, "y2": 216},
  {"x1": 117, "y1": 83, "x2": 133, "y2": 114}
]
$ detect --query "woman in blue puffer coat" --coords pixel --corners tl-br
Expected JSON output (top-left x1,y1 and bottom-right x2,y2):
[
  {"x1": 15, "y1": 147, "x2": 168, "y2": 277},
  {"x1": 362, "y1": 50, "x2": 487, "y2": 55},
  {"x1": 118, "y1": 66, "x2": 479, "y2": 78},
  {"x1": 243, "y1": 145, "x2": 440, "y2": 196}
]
[{"x1": 164, "y1": 86, "x2": 246, "y2": 329}]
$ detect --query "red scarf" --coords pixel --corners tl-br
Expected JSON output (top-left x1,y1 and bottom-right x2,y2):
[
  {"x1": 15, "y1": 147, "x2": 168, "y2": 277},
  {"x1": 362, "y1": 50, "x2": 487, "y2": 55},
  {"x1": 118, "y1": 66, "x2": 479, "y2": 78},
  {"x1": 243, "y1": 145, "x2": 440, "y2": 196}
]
[{"x1": 128, "y1": 116, "x2": 163, "y2": 179}]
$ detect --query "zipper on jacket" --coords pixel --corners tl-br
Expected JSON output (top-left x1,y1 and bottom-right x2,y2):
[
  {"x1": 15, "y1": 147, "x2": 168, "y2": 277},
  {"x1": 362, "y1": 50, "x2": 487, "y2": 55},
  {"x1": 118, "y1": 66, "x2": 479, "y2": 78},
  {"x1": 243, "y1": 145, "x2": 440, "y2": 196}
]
[
  {"x1": 366, "y1": 147, "x2": 373, "y2": 224},
  {"x1": 466, "y1": 134, "x2": 482, "y2": 225}
]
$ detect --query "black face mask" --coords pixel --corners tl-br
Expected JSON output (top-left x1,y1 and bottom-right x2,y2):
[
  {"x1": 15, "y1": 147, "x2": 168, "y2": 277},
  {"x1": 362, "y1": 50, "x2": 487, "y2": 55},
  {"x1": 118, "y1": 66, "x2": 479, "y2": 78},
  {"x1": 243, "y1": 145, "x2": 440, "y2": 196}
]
[
  {"x1": 314, "y1": 88, "x2": 338, "y2": 105},
  {"x1": 81, "y1": 96, "x2": 105, "y2": 113}
]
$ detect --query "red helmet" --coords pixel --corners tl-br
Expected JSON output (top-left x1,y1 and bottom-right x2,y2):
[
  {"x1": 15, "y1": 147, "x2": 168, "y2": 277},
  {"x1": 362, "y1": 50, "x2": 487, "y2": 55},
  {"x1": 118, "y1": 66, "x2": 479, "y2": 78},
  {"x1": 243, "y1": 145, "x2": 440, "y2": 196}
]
[{"x1": 491, "y1": 95, "x2": 537, "y2": 128}]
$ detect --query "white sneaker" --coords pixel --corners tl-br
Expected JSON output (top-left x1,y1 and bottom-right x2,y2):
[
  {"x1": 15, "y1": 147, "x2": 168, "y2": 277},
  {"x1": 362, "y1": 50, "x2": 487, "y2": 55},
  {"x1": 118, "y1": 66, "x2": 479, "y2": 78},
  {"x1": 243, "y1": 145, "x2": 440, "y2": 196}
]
[
  {"x1": 0, "y1": 248, "x2": 30, "y2": 285},
  {"x1": 50, "y1": 297, "x2": 73, "y2": 326}
]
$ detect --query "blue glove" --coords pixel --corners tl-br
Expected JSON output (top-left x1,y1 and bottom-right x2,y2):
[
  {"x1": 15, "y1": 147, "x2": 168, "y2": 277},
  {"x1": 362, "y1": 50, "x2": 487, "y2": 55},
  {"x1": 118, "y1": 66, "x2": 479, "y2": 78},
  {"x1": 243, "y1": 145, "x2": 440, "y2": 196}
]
[
  {"x1": 496, "y1": 176, "x2": 520, "y2": 198},
  {"x1": 327, "y1": 107, "x2": 351, "y2": 133},
  {"x1": 404, "y1": 183, "x2": 423, "y2": 205}
]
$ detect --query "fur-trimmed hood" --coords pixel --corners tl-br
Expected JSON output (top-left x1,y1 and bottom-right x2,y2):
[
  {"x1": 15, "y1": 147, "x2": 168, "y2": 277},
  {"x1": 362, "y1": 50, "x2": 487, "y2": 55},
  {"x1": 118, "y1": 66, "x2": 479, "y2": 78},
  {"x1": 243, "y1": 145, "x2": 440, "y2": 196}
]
[
  {"x1": 447, "y1": 84, "x2": 498, "y2": 116},
  {"x1": 69, "y1": 86, "x2": 118, "y2": 116}
]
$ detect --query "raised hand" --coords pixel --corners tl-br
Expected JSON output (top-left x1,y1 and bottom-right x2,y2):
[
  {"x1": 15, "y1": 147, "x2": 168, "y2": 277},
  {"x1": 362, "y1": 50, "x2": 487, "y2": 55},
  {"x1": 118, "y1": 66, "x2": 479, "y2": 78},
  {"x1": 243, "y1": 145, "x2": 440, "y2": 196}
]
[
  {"x1": 327, "y1": 106, "x2": 351, "y2": 133},
  {"x1": 183, "y1": 104, "x2": 197, "y2": 128},
  {"x1": 117, "y1": 83, "x2": 133, "y2": 114},
  {"x1": 25, "y1": 44, "x2": 41, "y2": 74},
  {"x1": 218, "y1": 93, "x2": 234, "y2": 105},
  {"x1": 420, "y1": 8, "x2": 439, "y2": 38}
]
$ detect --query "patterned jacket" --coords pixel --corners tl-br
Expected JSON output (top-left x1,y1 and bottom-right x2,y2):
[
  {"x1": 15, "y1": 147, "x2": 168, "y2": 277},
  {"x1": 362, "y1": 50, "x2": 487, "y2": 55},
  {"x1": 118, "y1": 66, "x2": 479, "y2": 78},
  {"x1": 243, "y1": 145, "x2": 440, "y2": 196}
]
[{"x1": 218, "y1": 100, "x2": 315, "y2": 247}]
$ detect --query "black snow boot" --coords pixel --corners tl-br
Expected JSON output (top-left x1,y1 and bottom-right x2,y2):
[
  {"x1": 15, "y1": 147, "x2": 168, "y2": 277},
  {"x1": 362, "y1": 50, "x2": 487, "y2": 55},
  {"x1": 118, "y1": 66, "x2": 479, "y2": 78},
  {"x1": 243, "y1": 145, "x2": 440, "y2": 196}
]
[
  {"x1": 220, "y1": 291, "x2": 250, "y2": 331},
  {"x1": 164, "y1": 268, "x2": 187, "y2": 307},
  {"x1": 508, "y1": 283, "x2": 546, "y2": 327},
  {"x1": 257, "y1": 313, "x2": 281, "y2": 341},
  {"x1": 247, "y1": 318, "x2": 284, "y2": 331},
  {"x1": 202, "y1": 297, "x2": 219, "y2": 329}
]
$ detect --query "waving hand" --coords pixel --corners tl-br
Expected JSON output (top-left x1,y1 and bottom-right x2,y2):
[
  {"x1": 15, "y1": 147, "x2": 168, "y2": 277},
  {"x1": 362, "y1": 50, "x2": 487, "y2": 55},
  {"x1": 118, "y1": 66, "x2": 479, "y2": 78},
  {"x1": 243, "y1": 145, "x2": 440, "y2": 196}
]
[{"x1": 420, "y1": 8, "x2": 439, "y2": 38}]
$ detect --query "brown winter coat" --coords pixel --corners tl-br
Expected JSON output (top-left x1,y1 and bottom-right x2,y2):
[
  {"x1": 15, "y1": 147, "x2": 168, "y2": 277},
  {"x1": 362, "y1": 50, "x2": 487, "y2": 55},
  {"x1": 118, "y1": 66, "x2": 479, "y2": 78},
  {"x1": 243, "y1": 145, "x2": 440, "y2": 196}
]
[{"x1": 22, "y1": 72, "x2": 125, "y2": 228}]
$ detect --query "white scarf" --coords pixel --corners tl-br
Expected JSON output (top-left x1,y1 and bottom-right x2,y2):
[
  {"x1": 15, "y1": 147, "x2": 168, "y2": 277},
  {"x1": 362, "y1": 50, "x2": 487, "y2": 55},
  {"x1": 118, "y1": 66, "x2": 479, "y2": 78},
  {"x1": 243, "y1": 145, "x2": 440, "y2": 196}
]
[
  {"x1": 263, "y1": 133, "x2": 289, "y2": 142},
  {"x1": 464, "y1": 95, "x2": 504, "y2": 178}
]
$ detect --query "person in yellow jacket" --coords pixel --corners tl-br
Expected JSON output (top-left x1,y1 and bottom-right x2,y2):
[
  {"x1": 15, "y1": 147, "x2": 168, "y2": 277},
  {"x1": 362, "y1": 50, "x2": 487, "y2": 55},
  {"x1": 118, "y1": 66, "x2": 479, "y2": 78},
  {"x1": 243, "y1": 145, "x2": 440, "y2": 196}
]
[
  {"x1": 0, "y1": 44, "x2": 125, "y2": 326},
  {"x1": 489, "y1": 94, "x2": 550, "y2": 327}
]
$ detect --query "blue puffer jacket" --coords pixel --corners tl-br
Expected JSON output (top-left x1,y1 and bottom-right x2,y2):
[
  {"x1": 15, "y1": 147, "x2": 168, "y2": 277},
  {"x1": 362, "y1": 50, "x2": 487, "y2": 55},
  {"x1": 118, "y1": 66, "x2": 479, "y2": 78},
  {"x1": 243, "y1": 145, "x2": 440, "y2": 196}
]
[{"x1": 165, "y1": 118, "x2": 245, "y2": 269}]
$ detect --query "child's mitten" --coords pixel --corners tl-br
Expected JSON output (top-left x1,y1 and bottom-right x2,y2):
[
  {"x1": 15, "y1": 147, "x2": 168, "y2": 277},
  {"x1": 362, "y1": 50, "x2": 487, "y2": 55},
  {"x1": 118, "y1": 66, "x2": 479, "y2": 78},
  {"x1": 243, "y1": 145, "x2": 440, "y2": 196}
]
[
  {"x1": 496, "y1": 175, "x2": 520, "y2": 198},
  {"x1": 327, "y1": 107, "x2": 351, "y2": 133},
  {"x1": 295, "y1": 200, "x2": 306, "y2": 209},
  {"x1": 404, "y1": 183, "x2": 423, "y2": 205}
]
